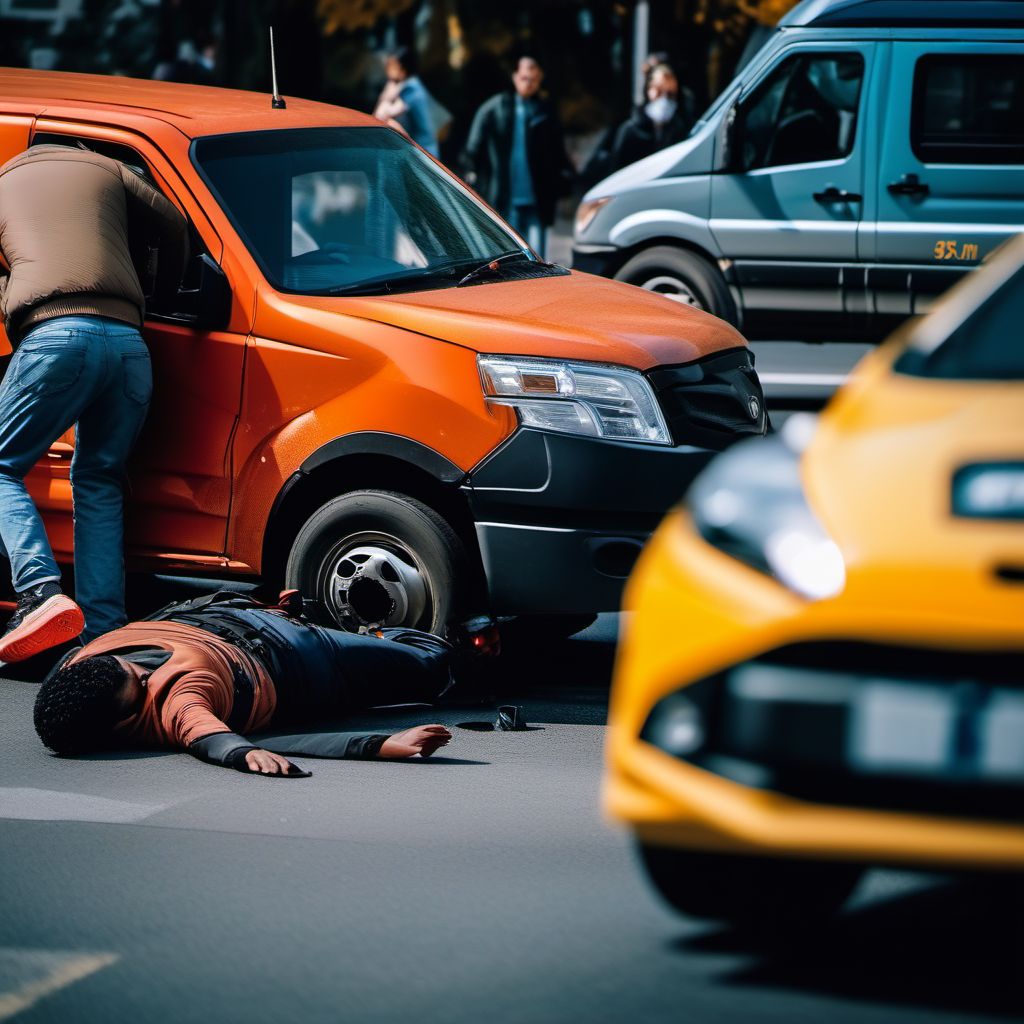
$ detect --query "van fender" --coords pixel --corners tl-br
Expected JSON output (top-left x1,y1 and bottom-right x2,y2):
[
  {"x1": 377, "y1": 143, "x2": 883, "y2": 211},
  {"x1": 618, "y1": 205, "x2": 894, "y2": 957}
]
[
  {"x1": 608, "y1": 207, "x2": 722, "y2": 256},
  {"x1": 256, "y1": 431, "x2": 477, "y2": 582},
  {"x1": 299, "y1": 431, "x2": 466, "y2": 483}
]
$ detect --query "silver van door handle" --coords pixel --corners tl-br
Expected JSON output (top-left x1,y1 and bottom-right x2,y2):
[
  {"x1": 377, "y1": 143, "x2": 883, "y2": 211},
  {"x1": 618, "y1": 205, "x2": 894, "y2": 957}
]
[
  {"x1": 887, "y1": 173, "x2": 930, "y2": 197},
  {"x1": 813, "y1": 187, "x2": 862, "y2": 203}
]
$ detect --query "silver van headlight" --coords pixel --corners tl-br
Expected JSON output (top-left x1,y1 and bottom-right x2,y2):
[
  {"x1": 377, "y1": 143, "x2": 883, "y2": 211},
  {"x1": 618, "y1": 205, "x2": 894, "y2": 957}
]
[{"x1": 478, "y1": 355, "x2": 672, "y2": 445}]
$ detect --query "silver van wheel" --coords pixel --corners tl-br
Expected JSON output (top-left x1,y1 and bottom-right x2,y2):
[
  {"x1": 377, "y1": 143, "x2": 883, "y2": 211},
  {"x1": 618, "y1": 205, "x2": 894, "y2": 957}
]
[
  {"x1": 286, "y1": 490, "x2": 465, "y2": 634},
  {"x1": 326, "y1": 537, "x2": 428, "y2": 632},
  {"x1": 615, "y1": 245, "x2": 738, "y2": 326},
  {"x1": 639, "y1": 274, "x2": 703, "y2": 308}
]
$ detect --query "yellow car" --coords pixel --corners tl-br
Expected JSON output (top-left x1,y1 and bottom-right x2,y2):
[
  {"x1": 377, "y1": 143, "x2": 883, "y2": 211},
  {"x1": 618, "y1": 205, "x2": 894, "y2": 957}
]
[{"x1": 606, "y1": 233, "x2": 1024, "y2": 930}]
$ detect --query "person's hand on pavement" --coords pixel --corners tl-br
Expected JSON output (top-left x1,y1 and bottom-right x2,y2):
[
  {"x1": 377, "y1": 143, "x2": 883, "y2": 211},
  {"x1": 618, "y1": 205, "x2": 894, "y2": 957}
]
[
  {"x1": 245, "y1": 748, "x2": 299, "y2": 775},
  {"x1": 379, "y1": 724, "x2": 451, "y2": 759}
]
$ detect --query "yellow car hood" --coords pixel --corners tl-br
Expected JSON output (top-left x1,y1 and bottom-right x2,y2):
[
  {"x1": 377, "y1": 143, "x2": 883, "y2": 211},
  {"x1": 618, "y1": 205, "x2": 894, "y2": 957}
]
[{"x1": 804, "y1": 346, "x2": 1024, "y2": 631}]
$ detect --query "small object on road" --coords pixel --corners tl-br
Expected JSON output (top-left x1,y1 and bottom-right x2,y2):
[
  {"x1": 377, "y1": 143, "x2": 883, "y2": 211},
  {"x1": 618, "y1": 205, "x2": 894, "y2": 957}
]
[{"x1": 496, "y1": 705, "x2": 528, "y2": 731}]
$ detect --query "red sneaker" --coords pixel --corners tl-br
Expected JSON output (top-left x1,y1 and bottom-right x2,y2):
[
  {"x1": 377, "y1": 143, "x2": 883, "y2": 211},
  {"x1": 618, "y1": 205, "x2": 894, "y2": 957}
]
[{"x1": 0, "y1": 583, "x2": 85, "y2": 663}]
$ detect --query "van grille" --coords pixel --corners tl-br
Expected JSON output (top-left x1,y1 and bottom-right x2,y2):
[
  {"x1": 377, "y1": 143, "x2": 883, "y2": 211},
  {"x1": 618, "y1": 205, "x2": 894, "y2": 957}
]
[{"x1": 647, "y1": 347, "x2": 768, "y2": 450}]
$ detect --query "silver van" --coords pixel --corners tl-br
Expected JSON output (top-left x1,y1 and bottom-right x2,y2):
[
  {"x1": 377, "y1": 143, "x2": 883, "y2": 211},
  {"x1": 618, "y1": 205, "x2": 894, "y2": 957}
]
[{"x1": 572, "y1": 0, "x2": 1024, "y2": 340}]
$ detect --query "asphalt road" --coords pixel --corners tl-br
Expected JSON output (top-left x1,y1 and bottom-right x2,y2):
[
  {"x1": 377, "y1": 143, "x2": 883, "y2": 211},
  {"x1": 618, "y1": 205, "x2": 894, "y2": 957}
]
[{"x1": 1, "y1": 610, "x2": 1021, "y2": 1024}]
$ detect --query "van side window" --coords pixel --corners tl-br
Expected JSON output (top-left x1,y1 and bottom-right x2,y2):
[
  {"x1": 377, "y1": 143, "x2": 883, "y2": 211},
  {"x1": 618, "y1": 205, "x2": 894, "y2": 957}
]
[
  {"x1": 29, "y1": 132, "x2": 209, "y2": 316},
  {"x1": 736, "y1": 53, "x2": 864, "y2": 171},
  {"x1": 911, "y1": 55, "x2": 1024, "y2": 165}
]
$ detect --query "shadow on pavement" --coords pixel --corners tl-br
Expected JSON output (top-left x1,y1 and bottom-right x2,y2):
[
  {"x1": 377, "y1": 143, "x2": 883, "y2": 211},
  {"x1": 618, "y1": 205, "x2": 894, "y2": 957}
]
[
  {"x1": 76, "y1": 749, "x2": 177, "y2": 762},
  {"x1": 672, "y1": 876, "x2": 1024, "y2": 1019},
  {"x1": 373, "y1": 756, "x2": 491, "y2": 766}
]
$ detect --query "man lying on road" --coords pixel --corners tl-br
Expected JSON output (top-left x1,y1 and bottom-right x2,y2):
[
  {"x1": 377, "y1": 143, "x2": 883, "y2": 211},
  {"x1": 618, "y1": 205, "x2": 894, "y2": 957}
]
[{"x1": 33, "y1": 591, "x2": 455, "y2": 775}]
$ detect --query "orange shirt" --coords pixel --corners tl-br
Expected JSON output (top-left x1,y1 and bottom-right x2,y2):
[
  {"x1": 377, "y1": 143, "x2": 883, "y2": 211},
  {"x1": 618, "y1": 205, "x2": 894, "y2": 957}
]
[{"x1": 70, "y1": 621, "x2": 277, "y2": 748}]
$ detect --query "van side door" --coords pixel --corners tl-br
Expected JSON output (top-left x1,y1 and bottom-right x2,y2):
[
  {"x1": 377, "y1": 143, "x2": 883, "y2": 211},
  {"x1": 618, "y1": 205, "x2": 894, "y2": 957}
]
[
  {"x1": 0, "y1": 113, "x2": 33, "y2": 360},
  {"x1": 710, "y1": 43, "x2": 875, "y2": 336},
  {"x1": 873, "y1": 41, "x2": 1024, "y2": 318},
  {"x1": 27, "y1": 122, "x2": 251, "y2": 567}
]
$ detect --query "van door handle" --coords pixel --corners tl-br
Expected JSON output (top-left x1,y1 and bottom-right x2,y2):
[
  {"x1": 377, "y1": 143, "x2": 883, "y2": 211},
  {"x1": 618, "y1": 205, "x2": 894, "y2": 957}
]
[
  {"x1": 887, "y1": 173, "x2": 930, "y2": 197},
  {"x1": 813, "y1": 187, "x2": 862, "y2": 203},
  {"x1": 47, "y1": 442, "x2": 74, "y2": 460}
]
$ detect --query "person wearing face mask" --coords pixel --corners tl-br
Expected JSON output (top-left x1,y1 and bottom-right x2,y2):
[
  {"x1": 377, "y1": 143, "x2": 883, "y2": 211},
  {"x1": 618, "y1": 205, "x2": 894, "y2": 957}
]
[
  {"x1": 609, "y1": 64, "x2": 696, "y2": 172},
  {"x1": 373, "y1": 46, "x2": 440, "y2": 158}
]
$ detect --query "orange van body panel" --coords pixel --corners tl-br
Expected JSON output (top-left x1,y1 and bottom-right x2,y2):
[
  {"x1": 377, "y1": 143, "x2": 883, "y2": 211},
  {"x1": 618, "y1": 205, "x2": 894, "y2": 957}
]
[
  {"x1": 0, "y1": 68, "x2": 378, "y2": 136},
  {"x1": 229, "y1": 289, "x2": 517, "y2": 569},
  {"x1": 0, "y1": 68, "x2": 751, "y2": 583},
  {"x1": 318, "y1": 272, "x2": 746, "y2": 370},
  {"x1": 0, "y1": 113, "x2": 33, "y2": 356}
]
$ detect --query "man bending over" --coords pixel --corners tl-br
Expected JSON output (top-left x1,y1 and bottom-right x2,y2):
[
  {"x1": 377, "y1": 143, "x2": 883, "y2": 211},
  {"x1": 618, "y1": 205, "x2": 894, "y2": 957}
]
[{"x1": 33, "y1": 591, "x2": 454, "y2": 775}]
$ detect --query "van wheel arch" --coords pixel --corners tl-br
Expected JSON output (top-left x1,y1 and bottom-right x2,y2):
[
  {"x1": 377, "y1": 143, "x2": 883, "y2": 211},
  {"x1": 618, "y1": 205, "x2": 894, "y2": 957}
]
[
  {"x1": 613, "y1": 240, "x2": 739, "y2": 327},
  {"x1": 260, "y1": 445, "x2": 487, "y2": 609}
]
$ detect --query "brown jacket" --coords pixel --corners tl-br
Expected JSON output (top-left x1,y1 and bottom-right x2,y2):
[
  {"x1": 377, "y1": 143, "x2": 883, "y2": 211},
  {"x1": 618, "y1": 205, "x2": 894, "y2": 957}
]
[
  {"x1": 0, "y1": 144, "x2": 189, "y2": 344},
  {"x1": 69, "y1": 621, "x2": 277, "y2": 748}
]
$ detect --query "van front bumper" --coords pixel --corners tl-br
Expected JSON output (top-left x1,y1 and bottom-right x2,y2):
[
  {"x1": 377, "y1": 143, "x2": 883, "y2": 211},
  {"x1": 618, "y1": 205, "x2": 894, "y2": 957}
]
[
  {"x1": 570, "y1": 246, "x2": 620, "y2": 278},
  {"x1": 462, "y1": 429, "x2": 714, "y2": 614}
]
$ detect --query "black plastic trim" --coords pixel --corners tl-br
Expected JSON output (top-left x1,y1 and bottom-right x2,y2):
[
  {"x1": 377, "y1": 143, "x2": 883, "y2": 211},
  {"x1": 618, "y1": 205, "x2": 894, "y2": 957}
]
[
  {"x1": 300, "y1": 431, "x2": 466, "y2": 484},
  {"x1": 465, "y1": 428, "x2": 714, "y2": 530},
  {"x1": 570, "y1": 247, "x2": 622, "y2": 277},
  {"x1": 463, "y1": 428, "x2": 716, "y2": 613}
]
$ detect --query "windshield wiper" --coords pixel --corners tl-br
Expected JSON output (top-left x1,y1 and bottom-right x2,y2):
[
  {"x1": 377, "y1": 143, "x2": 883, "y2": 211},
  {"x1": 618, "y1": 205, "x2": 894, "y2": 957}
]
[
  {"x1": 322, "y1": 267, "x2": 462, "y2": 297},
  {"x1": 456, "y1": 250, "x2": 533, "y2": 288}
]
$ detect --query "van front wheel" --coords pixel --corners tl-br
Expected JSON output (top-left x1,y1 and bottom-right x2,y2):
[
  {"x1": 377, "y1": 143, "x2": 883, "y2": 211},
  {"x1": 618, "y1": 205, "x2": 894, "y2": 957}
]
[
  {"x1": 285, "y1": 490, "x2": 466, "y2": 634},
  {"x1": 616, "y1": 246, "x2": 737, "y2": 324}
]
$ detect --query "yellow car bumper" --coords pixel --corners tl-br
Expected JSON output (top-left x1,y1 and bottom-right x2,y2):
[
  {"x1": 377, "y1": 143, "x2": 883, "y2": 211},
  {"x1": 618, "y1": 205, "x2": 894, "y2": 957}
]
[{"x1": 606, "y1": 512, "x2": 1024, "y2": 871}]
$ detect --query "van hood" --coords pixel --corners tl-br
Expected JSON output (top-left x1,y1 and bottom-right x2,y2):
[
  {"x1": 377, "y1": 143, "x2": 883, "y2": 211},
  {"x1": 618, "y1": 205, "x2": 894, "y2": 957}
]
[
  {"x1": 320, "y1": 271, "x2": 746, "y2": 370},
  {"x1": 584, "y1": 122, "x2": 716, "y2": 202}
]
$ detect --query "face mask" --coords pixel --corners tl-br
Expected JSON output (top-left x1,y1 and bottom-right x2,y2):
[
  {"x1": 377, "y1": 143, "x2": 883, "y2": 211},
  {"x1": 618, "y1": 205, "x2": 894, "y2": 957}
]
[{"x1": 645, "y1": 95, "x2": 677, "y2": 125}]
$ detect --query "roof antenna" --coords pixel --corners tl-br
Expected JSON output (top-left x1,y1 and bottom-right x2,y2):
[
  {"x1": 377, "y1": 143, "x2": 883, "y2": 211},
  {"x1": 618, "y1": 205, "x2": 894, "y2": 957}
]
[{"x1": 269, "y1": 27, "x2": 287, "y2": 109}]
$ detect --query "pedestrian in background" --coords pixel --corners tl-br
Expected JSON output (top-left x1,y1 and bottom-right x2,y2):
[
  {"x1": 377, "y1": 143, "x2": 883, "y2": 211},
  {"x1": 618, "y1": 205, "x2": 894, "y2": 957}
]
[
  {"x1": 462, "y1": 55, "x2": 575, "y2": 258},
  {"x1": 373, "y1": 46, "x2": 441, "y2": 158},
  {"x1": 610, "y1": 63, "x2": 695, "y2": 171},
  {"x1": 0, "y1": 143, "x2": 188, "y2": 661}
]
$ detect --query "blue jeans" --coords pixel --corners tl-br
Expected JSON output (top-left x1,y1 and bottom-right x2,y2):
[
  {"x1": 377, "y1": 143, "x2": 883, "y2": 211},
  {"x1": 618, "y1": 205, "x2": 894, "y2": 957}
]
[
  {"x1": 508, "y1": 203, "x2": 547, "y2": 259},
  {"x1": 0, "y1": 316, "x2": 152, "y2": 639}
]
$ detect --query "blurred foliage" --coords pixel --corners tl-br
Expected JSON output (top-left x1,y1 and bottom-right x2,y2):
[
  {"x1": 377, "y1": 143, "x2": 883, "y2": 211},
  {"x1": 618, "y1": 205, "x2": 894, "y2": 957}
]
[
  {"x1": 317, "y1": 0, "x2": 416, "y2": 34},
  {"x1": 0, "y1": 0, "x2": 801, "y2": 155}
]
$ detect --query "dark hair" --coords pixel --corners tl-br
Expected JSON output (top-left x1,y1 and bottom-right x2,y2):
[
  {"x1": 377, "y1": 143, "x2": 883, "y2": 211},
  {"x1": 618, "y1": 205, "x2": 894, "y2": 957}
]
[
  {"x1": 515, "y1": 54, "x2": 544, "y2": 73},
  {"x1": 34, "y1": 656, "x2": 129, "y2": 755},
  {"x1": 388, "y1": 45, "x2": 418, "y2": 77}
]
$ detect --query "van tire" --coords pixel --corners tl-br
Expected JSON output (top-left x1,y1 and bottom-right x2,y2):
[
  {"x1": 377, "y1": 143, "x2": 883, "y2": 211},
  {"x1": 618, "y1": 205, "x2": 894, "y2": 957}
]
[
  {"x1": 637, "y1": 844, "x2": 860, "y2": 933},
  {"x1": 615, "y1": 246, "x2": 737, "y2": 324},
  {"x1": 285, "y1": 490, "x2": 466, "y2": 634}
]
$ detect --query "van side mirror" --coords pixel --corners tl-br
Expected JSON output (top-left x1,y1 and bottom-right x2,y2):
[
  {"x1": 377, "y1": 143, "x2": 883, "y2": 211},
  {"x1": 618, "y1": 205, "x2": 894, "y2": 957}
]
[
  {"x1": 715, "y1": 102, "x2": 740, "y2": 173},
  {"x1": 166, "y1": 254, "x2": 232, "y2": 331}
]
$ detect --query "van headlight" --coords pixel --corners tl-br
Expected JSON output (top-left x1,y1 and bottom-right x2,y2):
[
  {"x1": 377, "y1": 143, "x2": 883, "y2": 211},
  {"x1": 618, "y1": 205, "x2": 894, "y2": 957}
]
[
  {"x1": 478, "y1": 355, "x2": 672, "y2": 445},
  {"x1": 688, "y1": 418, "x2": 845, "y2": 600},
  {"x1": 574, "y1": 196, "x2": 612, "y2": 236}
]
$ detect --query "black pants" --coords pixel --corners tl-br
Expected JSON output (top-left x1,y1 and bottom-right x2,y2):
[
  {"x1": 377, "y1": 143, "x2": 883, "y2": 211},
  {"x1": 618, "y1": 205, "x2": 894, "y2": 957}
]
[{"x1": 167, "y1": 606, "x2": 454, "y2": 726}]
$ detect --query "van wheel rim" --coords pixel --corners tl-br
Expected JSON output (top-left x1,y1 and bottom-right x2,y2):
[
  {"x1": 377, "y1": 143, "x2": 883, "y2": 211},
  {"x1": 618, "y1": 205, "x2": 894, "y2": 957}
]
[
  {"x1": 321, "y1": 534, "x2": 429, "y2": 632},
  {"x1": 641, "y1": 274, "x2": 703, "y2": 308}
]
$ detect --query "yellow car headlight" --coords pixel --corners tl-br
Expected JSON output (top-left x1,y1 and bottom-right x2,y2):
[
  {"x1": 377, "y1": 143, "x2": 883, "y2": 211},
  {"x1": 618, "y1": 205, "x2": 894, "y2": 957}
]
[{"x1": 688, "y1": 419, "x2": 846, "y2": 600}]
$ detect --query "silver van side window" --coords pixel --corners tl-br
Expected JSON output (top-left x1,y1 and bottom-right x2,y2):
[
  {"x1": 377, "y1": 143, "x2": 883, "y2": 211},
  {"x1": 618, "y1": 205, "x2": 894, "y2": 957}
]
[
  {"x1": 911, "y1": 55, "x2": 1024, "y2": 166},
  {"x1": 735, "y1": 53, "x2": 864, "y2": 172}
]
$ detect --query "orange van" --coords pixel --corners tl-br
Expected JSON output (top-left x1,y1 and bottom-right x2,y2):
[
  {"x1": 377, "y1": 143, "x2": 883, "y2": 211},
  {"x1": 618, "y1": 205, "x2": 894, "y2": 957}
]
[{"x1": 0, "y1": 69, "x2": 767, "y2": 634}]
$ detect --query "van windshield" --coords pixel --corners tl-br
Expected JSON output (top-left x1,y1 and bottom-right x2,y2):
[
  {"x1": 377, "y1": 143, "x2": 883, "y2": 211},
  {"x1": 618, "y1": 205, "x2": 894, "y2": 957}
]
[{"x1": 192, "y1": 127, "x2": 534, "y2": 296}]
